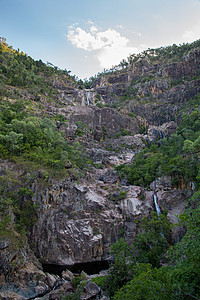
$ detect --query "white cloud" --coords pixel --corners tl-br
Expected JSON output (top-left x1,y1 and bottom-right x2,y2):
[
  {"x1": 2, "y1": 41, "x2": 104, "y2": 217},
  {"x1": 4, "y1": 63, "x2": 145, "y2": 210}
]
[
  {"x1": 90, "y1": 25, "x2": 98, "y2": 34},
  {"x1": 67, "y1": 23, "x2": 140, "y2": 68}
]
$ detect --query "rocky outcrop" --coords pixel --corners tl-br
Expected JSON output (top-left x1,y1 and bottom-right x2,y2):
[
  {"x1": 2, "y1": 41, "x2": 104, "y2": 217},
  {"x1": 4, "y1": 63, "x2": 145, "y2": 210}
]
[
  {"x1": 0, "y1": 231, "x2": 51, "y2": 299},
  {"x1": 147, "y1": 121, "x2": 177, "y2": 142},
  {"x1": 30, "y1": 177, "x2": 194, "y2": 268},
  {"x1": 1, "y1": 42, "x2": 199, "y2": 300},
  {"x1": 156, "y1": 189, "x2": 193, "y2": 224},
  {"x1": 31, "y1": 182, "x2": 124, "y2": 265},
  {"x1": 89, "y1": 47, "x2": 200, "y2": 125},
  {"x1": 30, "y1": 181, "x2": 157, "y2": 267},
  {"x1": 59, "y1": 106, "x2": 140, "y2": 137}
]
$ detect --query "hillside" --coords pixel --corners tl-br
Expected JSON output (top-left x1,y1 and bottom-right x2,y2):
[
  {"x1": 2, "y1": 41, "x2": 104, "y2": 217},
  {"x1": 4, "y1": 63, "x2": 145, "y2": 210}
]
[{"x1": 0, "y1": 38, "x2": 200, "y2": 299}]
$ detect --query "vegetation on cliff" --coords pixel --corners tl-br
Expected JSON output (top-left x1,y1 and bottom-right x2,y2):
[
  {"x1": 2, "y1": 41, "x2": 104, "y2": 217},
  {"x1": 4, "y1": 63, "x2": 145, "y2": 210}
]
[
  {"x1": 97, "y1": 192, "x2": 200, "y2": 299},
  {"x1": 116, "y1": 108, "x2": 200, "y2": 189},
  {"x1": 0, "y1": 37, "x2": 200, "y2": 299},
  {"x1": 0, "y1": 38, "x2": 91, "y2": 235}
]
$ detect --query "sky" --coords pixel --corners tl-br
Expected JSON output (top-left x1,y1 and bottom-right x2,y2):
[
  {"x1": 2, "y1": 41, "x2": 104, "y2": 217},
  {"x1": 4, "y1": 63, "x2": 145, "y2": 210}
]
[{"x1": 1, "y1": 0, "x2": 200, "y2": 79}]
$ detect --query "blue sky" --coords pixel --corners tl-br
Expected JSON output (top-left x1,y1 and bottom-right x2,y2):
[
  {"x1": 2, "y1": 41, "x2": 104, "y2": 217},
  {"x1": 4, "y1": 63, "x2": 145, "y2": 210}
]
[{"x1": 1, "y1": 0, "x2": 200, "y2": 78}]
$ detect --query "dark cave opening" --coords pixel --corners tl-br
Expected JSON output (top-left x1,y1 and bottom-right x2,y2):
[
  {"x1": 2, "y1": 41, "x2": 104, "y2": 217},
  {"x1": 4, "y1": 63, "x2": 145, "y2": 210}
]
[{"x1": 42, "y1": 260, "x2": 110, "y2": 276}]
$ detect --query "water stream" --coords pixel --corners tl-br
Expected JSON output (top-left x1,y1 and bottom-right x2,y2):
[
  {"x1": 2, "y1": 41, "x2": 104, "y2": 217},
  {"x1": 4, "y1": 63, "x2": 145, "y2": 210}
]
[
  {"x1": 153, "y1": 193, "x2": 161, "y2": 215},
  {"x1": 153, "y1": 193, "x2": 164, "y2": 236},
  {"x1": 85, "y1": 90, "x2": 90, "y2": 106}
]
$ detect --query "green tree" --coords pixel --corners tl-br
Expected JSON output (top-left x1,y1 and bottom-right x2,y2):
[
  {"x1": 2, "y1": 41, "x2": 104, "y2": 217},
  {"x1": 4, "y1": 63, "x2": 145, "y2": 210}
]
[
  {"x1": 169, "y1": 192, "x2": 200, "y2": 298},
  {"x1": 113, "y1": 264, "x2": 174, "y2": 300},
  {"x1": 106, "y1": 238, "x2": 134, "y2": 297},
  {"x1": 133, "y1": 212, "x2": 171, "y2": 268}
]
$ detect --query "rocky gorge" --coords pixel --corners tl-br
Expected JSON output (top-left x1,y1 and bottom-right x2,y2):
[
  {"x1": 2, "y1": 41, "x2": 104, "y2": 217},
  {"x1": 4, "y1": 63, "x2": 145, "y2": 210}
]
[{"x1": 0, "y1": 39, "x2": 200, "y2": 299}]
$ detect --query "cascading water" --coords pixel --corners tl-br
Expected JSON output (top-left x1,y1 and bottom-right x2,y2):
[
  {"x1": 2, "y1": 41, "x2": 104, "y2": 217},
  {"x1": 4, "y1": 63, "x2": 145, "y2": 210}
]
[
  {"x1": 85, "y1": 90, "x2": 90, "y2": 106},
  {"x1": 153, "y1": 193, "x2": 161, "y2": 215},
  {"x1": 154, "y1": 193, "x2": 164, "y2": 236}
]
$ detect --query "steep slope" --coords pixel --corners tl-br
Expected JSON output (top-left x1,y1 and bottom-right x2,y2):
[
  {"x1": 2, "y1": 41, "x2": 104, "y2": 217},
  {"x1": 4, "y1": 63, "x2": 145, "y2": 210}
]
[
  {"x1": 0, "y1": 38, "x2": 200, "y2": 299},
  {"x1": 90, "y1": 41, "x2": 200, "y2": 125}
]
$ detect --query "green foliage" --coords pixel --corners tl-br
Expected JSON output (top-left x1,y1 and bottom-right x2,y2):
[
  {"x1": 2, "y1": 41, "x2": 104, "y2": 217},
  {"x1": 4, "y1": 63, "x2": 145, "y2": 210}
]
[
  {"x1": 105, "y1": 213, "x2": 172, "y2": 297},
  {"x1": 0, "y1": 100, "x2": 90, "y2": 171},
  {"x1": 91, "y1": 275, "x2": 108, "y2": 290},
  {"x1": 109, "y1": 194, "x2": 200, "y2": 299},
  {"x1": 108, "y1": 190, "x2": 127, "y2": 203},
  {"x1": 127, "y1": 39, "x2": 200, "y2": 66},
  {"x1": 0, "y1": 37, "x2": 76, "y2": 96},
  {"x1": 113, "y1": 264, "x2": 174, "y2": 300},
  {"x1": 133, "y1": 212, "x2": 171, "y2": 268},
  {"x1": 13, "y1": 187, "x2": 37, "y2": 232},
  {"x1": 116, "y1": 145, "x2": 161, "y2": 187},
  {"x1": 116, "y1": 110, "x2": 200, "y2": 188},
  {"x1": 106, "y1": 238, "x2": 135, "y2": 296}
]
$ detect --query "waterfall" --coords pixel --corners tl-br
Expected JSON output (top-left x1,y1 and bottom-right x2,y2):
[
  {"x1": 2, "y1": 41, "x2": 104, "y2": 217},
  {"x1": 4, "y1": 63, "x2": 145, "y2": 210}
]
[
  {"x1": 86, "y1": 90, "x2": 90, "y2": 106},
  {"x1": 154, "y1": 193, "x2": 164, "y2": 237},
  {"x1": 153, "y1": 193, "x2": 161, "y2": 215}
]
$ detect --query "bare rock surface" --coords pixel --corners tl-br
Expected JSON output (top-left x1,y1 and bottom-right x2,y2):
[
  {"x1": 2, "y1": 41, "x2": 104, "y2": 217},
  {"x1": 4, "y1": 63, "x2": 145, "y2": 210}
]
[
  {"x1": 31, "y1": 180, "x2": 161, "y2": 267},
  {"x1": 0, "y1": 232, "x2": 51, "y2": 299},
  {"x1": 157, "y1": 189, "x2": 193, "y2": 224}
]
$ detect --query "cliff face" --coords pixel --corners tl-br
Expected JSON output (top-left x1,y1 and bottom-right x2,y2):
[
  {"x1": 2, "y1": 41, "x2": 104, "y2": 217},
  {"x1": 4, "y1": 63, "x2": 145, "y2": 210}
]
[
  {"x1": 47, "y1": 47, "x2": 200, "y2": 129},
  {"x1": 89, "y1": 47, "x2": 200, "y2": 125},
  {"x1": 0, "y1": 40, "x2": 199, "y2": 298},
  {"x1": 31, "y1": 180, "x2": 192, "y2": 266}
]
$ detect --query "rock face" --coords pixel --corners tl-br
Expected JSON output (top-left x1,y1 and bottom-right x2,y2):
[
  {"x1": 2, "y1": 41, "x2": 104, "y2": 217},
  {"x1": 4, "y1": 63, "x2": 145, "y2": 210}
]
[
  {"x1": 0, "y1": 232, "x2": 51, "y2": 299},
  {"x1": 147, "y1": 121, "x2": 177, "y2": 142},
  {"x1": 59, "y1": 106, "x2": 140, "y2": 137},
  {"x1": 1, "y1": 43, "x2": 199, "y2": 299},
  {"x1": 32, "y1": 182, "x2": 123, "y2": 265},
  {"x1": 156, "y1": 189, "x2": 193, "y2": 242},
  {"x1": 31, "y1": 181, "x2": 156, "y2": 266},
  {"x1": 89, "y1": 47, "x2": 200, "y2": 125},
  {"x1": 157, "y1": 189, "x2": 193, "y2": 224},
  {"x1": 30, "y1": 178, "x2": 193, "y2": 268}
]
